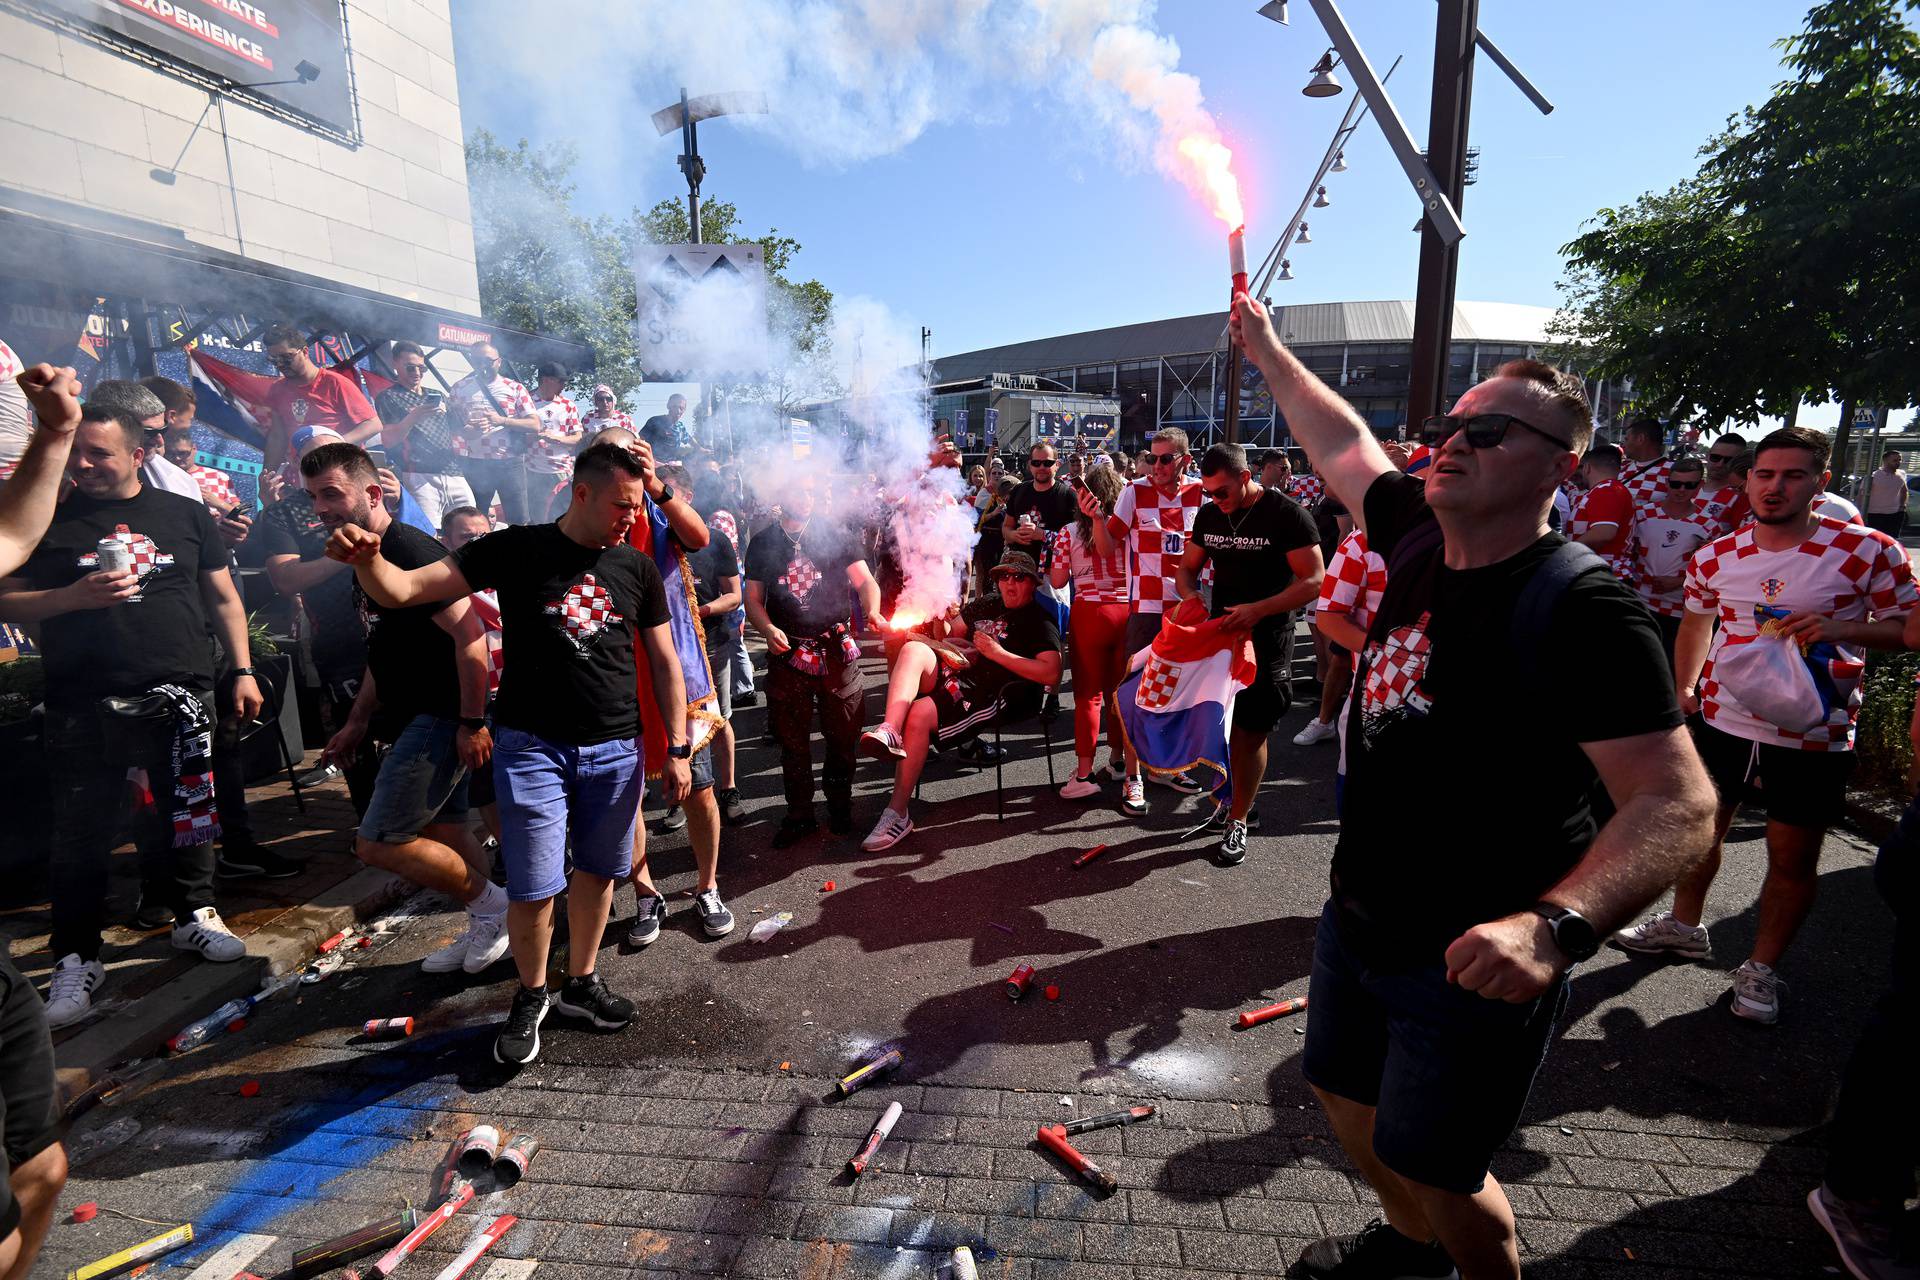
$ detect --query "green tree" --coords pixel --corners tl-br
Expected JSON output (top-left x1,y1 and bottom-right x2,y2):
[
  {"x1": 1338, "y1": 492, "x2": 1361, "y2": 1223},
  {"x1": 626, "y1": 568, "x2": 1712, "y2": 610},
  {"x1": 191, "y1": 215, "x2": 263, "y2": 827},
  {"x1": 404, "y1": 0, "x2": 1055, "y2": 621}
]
[{"x1": 1551, "y1": 0, "x2": 1920, "y2": 450}]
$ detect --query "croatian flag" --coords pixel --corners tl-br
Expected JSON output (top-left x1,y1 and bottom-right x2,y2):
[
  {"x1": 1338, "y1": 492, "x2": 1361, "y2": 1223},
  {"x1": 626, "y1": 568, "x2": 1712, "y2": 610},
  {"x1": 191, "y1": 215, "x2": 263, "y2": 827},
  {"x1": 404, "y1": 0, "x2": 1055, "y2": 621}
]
[
  {"x1": 1116, "y1": 597, "x2": 1256, "y2": 797},
  {"x1": 188, "y1": 350, "x2": 275, "y2": 451}
]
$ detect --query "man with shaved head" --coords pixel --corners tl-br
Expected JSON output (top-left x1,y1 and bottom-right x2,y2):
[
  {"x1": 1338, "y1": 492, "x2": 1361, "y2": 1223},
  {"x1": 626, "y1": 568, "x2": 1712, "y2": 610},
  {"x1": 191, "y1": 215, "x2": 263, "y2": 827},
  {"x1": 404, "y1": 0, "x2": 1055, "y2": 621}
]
[{"x1": 1229, "y1": 295, "x2": 1716, "y2": 1280}]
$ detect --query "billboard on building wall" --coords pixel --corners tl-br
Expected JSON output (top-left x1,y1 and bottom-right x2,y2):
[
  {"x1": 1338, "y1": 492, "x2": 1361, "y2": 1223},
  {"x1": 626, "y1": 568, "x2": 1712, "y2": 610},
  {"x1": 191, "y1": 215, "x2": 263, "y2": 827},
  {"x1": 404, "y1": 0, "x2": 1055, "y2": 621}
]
[{"x1": 13, "y1": 0, "x2": 355, "y2": 136}]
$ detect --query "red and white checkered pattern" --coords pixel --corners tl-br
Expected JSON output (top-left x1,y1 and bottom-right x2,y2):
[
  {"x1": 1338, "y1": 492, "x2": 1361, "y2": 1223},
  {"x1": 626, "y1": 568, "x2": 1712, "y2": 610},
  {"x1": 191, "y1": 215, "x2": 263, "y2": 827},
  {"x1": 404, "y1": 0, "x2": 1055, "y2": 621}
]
[
  {"x1": 1622, "y1": 456, "x2": 1671, "y2": 507},
  {"x1": 81, "y1": 523, "x2": 175, "y2": 596},
  {"x1": 1572, "y1": 478, "x2": 1636, "y2": 581},
  {"x1": 1109, "y1": 478, "x2": 1204, "y2": 614},
  {"x1": 528, "y1": 392, "x2": 581, "y2": 472},
  {"x1": 1288, "y1": 475, "x2": 1325, "y2": 507},
  {"x1": 1137, "y1": 652, "x2": 1180, "y2": 710},
  {"x1": 1631, "y1": 500, "x2": 1716, "y2": 618},
  {"x1": 778, "y1": 555, "x2": 821, "y2": 601},
  {"x1": 1684, "y1": 516, "x2": 1918, "y2": 750},
  {"x1": 1361, "y1": 611, "x2": 1434, "y2": 720},
  {"x1": 1317, "y1": 529, "x2": 1386, "y2": 630},
  {"x1": 710, "y1": 509, "x2": 739, "y2": 549},
  {"x1": 1052, "y1": 524, "x2": 1128, "y2": 605},
  {"x1": 1700, "y1": 484, "x2": 1750, "y2": 537},
  {"x1": 581, "y1": 409, "x2": 634, "y2": 438},
  {"x1": 0, "y1": 339, "x2": 22, "y2": 482},
  {"x1": 470, "y1": 589, "x2": 504, "y2": 692},
  {"x1": 543, "y1": 572, "x2": 624, "y2": 649},
  {"x1": 189, "y1": 464, "x2": 239, "y2": 510},
  {"x1": 452, "y1": 374, "x2": 537, "y2": 460}
]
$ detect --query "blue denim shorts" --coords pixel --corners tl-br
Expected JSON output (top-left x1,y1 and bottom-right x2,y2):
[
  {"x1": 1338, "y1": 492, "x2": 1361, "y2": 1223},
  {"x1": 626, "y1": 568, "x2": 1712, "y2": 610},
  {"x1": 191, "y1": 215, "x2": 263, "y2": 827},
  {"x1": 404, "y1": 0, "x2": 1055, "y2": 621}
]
[
  {"x1": 1301, "y1": 901, "x2": 1567, "y2": 1194},
  {"x1": 492, "y1": 725, "x2": 641, "y2": 901},
  {"x1": 358, "y1": 714, "x2": 470, "y2": 844}
]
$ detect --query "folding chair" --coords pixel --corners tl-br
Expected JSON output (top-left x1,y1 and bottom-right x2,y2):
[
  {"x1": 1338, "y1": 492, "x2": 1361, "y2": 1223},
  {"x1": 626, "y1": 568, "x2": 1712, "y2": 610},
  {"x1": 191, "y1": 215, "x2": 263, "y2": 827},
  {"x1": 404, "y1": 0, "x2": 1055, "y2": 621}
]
[{"x1": 237, "y1": 676, "x2": 306, "y2": 814}]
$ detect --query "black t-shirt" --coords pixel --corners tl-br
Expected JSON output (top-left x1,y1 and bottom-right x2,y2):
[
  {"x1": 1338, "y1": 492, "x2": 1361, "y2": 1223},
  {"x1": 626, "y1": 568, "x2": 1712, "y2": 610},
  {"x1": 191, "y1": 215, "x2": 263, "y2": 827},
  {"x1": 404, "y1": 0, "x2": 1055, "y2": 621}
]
[
  {"x1": 452, "y1": 523, "x2": 670, "y2": 745},
  {"x1": 1190, "y1": 488, "x2": 1320, "y2": 641},
  {"x1": 743, "y1": 523, "x2": 857, "y2": 638},
  {"x1": 639, "y1": 415, "x2": 687, "y2": 462},
  {"x1": 19, "y1": 487, "x2": 224, "y2": 706},
  {"x1": 687, "y1": 528, "x2": 740, "y2": 648},
  {"x1": 376, "y1": 386, "x2": 460, "y2": 476},
  {"x1": 1004, "y1": 481, "x2": 1077, "y2": 565},
  {"x1": 254, "y1": 491, "x2": 363, "y2": 683},
  {"x1": 1337, "y1": 471, "x2": 1682, "y2": 966},
  {"x1": 358, "y1": 520, "x2": 461, "y2": 735},
  {"x1": 957, "y1": 594, "x2": 1060, "y2": 704}
]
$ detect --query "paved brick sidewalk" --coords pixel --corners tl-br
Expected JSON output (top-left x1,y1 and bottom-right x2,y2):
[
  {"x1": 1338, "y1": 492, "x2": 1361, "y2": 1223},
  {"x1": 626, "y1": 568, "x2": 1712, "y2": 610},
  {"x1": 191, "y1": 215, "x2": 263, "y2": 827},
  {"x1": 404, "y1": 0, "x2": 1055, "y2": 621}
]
[{"x1": 48, "y1": 1035, "x2": 1841, "y2": 1280}]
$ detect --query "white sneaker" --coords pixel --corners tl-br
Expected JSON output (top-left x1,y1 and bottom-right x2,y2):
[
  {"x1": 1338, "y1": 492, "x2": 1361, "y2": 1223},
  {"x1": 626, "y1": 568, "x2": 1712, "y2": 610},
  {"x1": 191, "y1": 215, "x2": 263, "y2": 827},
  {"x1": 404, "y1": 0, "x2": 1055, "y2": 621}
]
[
  {"x1": 420, "y1": 927, "x2": 470, "y2": 973},
  {"x1": 1292, "y1": 718, "x2": 1338, "y2": 746},
  {"x1": 1059, "y1": 775, "x2": 1101, "y2": 801},
  {"x1": 171, "y1": 907, "x2": 247, "y2": 962},
  {"x1": 1730, "y1": 959, "x2": 1785, "y2": 1024},
  {"x1": 1610, "y1": 910, "x2": 1711, "y2": 959},
  {"x1": 462, "y1": 910, "x2": 510, "y2": 973},
  {"x1": 44, "y1": 954, "x2": 105, "y2": 1030},
  {"x1": 1121, "y1": 776, "x2": 1147, "y2": 815},
  {"x1": 859, "y1": 724, "x2": 906, "y2": 761},
  {"x1": 862, "y1": 808, "x2": 914, "y2": 851}
]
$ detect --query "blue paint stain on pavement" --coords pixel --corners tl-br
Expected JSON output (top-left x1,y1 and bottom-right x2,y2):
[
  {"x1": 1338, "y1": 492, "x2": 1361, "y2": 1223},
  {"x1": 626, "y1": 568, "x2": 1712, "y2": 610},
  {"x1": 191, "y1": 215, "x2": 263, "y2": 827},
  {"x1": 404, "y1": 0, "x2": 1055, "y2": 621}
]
[{"x1": 162, "y1": 1076, "x2": 459, "y2": 1271}]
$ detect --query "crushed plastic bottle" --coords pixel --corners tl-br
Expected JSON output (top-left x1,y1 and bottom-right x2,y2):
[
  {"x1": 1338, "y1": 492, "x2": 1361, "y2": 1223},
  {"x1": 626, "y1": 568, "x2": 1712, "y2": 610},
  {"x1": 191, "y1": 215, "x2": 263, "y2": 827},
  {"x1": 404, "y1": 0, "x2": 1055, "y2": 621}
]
[
  {"x1": 167, "y1": 997, "x2": 253, "y2": 1054},
  {"x1": 748, "y1": 912, "x2": 794, "y2": 942}
]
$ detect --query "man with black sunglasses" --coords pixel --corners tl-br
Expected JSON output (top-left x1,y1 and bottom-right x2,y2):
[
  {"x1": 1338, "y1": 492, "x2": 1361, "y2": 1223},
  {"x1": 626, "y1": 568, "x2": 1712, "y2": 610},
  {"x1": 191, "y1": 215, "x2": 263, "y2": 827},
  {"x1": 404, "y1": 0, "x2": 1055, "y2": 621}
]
[
  {"x1": 1629, "y1": 455, "x2": 1716, "y2": 660},
  {"x1": 1700, "y1": 432, "x2": 1750, "y2": 534},
  {"x1": 1229, "y1": 293, "x2": 1715, "y2": 1280}
]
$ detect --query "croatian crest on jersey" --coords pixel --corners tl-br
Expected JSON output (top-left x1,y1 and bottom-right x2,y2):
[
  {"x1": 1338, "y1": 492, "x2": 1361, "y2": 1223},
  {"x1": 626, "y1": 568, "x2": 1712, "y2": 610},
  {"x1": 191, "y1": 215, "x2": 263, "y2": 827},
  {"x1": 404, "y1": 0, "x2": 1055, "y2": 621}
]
[
  {"x1": 1361, "y1": 611, "x2": 1434, "y2": 733},
  {"x1": 778, "y1": 556, "x2": 821, "y2": 601},
  {"x1": 1759, "y1": 576, "x2": 1787, "y2": 604},
  {"x1": 544, "y1": 573, "x2": 624, "y2": 652},
  {"x1": 79, "y1": 524, "x2": 174, "y2": 599}
]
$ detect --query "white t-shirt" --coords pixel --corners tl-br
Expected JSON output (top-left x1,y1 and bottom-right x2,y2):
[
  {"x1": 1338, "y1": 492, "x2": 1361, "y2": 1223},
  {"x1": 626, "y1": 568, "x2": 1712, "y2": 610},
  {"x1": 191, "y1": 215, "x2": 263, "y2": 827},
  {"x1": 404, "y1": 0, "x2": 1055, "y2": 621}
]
[
  {"x1": 143, "y1": 452, "x2": 206, "y2": 501},
  {"x1": 1865, "y1": 468, "x2": 1909, "y2": 515},
  {"x1": 1631, "y1": 501, "x2": 1716, "y2": 619},
  {"x1": 1812, "y1": 491, "x2": 1863, "y2": 524}
]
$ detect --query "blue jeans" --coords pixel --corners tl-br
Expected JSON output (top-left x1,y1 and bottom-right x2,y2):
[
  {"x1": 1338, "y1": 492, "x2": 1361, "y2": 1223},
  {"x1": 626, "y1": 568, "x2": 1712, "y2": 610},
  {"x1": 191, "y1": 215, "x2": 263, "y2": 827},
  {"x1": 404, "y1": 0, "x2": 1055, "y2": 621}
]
[
  {"x1": 358, "y1": 714, "x2": 470, "y2": 844},
  {"x1": 492, "y1": 725, "x2": 641, "y2": 901},
  {"x1": 728, "y1": 612, "x2": 754, "y2": 695}
]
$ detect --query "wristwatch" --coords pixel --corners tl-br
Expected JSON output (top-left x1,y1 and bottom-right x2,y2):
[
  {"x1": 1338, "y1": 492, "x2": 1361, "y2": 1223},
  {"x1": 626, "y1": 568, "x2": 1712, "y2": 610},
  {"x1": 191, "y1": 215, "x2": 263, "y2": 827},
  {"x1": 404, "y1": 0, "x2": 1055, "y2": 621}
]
[
  {"x1": 230, "y1": 667, "x2": 256, "y2": 678},
  {"x1": 1531, "y1": 901, "x2": 1599, "y2": 962},
  {"x1": 457, "y1": 716, "x2": 487, "y2": 731},
  {"x1": 666, "y1": 742, "x2": 692, "y2": 760},
  {"x1": 654, "y1": 482, "x2": 676, "y2": 505}
]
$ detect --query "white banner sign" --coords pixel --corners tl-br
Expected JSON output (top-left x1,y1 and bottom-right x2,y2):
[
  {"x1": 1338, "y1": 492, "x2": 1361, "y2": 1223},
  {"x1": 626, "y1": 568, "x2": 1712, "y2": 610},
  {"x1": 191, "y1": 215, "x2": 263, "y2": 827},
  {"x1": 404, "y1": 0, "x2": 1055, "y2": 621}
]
[{"x1": 631, "y1": 242, "x2": 769, "y2": 379}]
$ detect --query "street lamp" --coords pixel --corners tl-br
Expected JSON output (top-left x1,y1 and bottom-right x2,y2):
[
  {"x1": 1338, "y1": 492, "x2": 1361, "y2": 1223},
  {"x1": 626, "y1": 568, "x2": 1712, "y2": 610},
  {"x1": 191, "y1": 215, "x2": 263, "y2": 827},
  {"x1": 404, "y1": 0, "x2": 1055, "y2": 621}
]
[
  {"x1": 1302, "y1": 50, "x2": 1344, "y2": 97},
  {"x1": 1295, "y1": 222, "x2": 1312, "y2": 244},
  {"x1": 1278, "y1": 259, "x2": 1294, "y2": 281},
  {"x1": 649, "y1": 88, "x2": 770, "y2": 243},
  {"x1": 1331, "y1": 149, "x2": 1348, "y2": 172},
  {"x1": 1313, "y1": 185, "x2": 1331, "y2": 208}
]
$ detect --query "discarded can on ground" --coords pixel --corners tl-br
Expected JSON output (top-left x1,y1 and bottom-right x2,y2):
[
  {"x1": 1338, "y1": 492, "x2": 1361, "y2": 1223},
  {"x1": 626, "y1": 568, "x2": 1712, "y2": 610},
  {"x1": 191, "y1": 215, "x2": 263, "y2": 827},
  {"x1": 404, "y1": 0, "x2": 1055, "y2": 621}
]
[
  {"x1": 837, "y1": 1048, "x2": 902, "y2": 1097},
  {"x1": 492, "y1": 1133, "x2": 540, "y2": 1187},
  {"x1": 1236, "y1": 996, "x2": 1308, "y2": 1028},
  {"x1": 284, "y1": 1209, "x2": 418, "y2": 1280},
  {"x1": 363, "y1": 1017, "x2": 414, "y2": 1039},
  {"x1": 846, "y1": 1100, "x2": 903, "y2": 1176},
  {"x1": 64, "y1": 1223, "x2": 192, "y2": 1280},
  {"x1": 94, "y1": 537, "x2": 131, "y2": 576},
  {"x1": 455, "y1": 1124, "x2": 501, "y2": 1177},
  {"x1": 951, "y1": 1244, "x2": 980, "y2": 1280},
  {"x1": 1005, "y1": 963, "x2": 1036, "y2": 1000}
]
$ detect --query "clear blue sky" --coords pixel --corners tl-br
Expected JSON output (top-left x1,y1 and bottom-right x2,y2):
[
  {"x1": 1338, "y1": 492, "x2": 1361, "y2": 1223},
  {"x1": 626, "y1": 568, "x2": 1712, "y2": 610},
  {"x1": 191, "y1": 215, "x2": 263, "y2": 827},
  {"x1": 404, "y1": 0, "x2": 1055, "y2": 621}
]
[{"x1": 452, "y1": 1, "x2": 1847, "y2": 422}]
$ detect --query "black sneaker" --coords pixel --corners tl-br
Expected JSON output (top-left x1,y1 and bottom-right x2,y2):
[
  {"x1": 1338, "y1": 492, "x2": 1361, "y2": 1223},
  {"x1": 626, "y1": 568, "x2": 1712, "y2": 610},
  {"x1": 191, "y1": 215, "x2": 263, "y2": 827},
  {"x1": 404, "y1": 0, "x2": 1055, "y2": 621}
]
[
  {"x1": 694, "y1": 888, "x2": 735, "y2": 938},
  {"x1": 493, "y1": 985, "x2": 549, "y2": 1066},
  {"x1": 128, "y1": 898, "x2": 175, "y2": 931},
  {"x1": 625, "y1": 893, "x2": 667, "y2": 948},
  {"x1": 956, "y1": 738, "x2": 1004, "y2": 765},
  {"x1": 216, "y1": 843, "x2": 305, "y2": 880},
  {"x1": 1218, "y1": 819, "x2": 1250, "y2": 867},
  {"x1": 660, "y1": 804, "x2": 688, "y2": 833},
  {"x1": 1152, "y1": 769, "x2": 1206, "y2": 795},
  {"x1": 717, "y1": 789, "x2": 747, "y2": 824},
  {"x1": 1039, "y1": 691, "x2": 1062, "y2": 722},
  {"x1": 826, "y1": 803, "x2": 854, "y2": 836},
  {"x1": 772, "y1": 813, "x2": 819, "y2": 849},
  {"x1": 1288, "y1": 1220, "x2": 1457, "y2": 1279},
  {"x1": 733, "y1": 690, "x2": 759, "y2": 707},
  {"x1": 552, "y1": 973, "x2": 635, "y2": 1029}
]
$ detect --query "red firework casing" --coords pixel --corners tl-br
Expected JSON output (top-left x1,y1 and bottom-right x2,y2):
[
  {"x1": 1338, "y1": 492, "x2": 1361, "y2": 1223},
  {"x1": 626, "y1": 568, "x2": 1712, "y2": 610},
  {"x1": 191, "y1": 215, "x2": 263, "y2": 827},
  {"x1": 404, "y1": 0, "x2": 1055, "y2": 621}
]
[
  {"x1": 1005, "y1": 964, "x2": 1036, "y2": 1000},
  {"x1": 363, "y1": 1017, "x2": 414, "y2": 1039},
  {"x1": 1037, "y1": 1122, "x2": 1118, "y2": 1193},
  {"x1": 455, "y1": 1124, "x2": 502, "y2": 1177},
  {"x1": 1237, "y1": 996, "x2": 1309, "y2": 1028},
  {"x1": 1072, "y1": 844, "x2": 1108, "y2": 868},
  {"x1": 1229, "y1": 224, "x2": 1249, "y2": 298},
  {"x1": 846, "y1": 1100, "x2": 903, "y2": 1176}
]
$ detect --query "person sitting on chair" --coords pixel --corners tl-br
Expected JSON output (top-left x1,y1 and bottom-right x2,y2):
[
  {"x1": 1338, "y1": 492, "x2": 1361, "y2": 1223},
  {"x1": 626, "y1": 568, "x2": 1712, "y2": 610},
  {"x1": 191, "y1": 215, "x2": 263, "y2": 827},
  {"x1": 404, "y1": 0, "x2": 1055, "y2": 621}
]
[{"x1": 857, "y1": 550, "x2": 1062, "y2": 851}]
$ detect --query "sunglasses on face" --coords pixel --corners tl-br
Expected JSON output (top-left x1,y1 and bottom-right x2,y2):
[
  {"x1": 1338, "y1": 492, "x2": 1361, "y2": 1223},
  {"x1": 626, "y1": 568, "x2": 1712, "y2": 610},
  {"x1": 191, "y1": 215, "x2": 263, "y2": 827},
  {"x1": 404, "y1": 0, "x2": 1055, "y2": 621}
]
[
  {"x1": 1029, "y1": 459, "x2": 1056, "y2": 468},
  {"x1": 1668, "y1": 480, "x2": 1702, "y2": 490},
  {"x1": 1148, "y1": 453, "x2": 1180, "y2": 467},
  {"x1": 1420, "y1": 413, "x2": 1569, "y2": 451}
]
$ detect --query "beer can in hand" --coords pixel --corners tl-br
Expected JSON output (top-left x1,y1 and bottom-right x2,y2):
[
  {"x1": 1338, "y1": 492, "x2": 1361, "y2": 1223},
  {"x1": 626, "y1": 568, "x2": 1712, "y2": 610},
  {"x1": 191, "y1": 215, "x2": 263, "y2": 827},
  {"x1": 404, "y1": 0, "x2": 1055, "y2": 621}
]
[{"x1": 96, "y1": 538, "x2": 132, "y2": 575}]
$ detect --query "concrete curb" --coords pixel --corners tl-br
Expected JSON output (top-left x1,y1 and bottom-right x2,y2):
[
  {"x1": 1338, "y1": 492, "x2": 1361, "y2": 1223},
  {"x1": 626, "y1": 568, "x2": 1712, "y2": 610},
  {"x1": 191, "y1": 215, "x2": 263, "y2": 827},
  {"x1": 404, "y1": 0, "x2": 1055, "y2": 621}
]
[{"x1": 54, "y1": 868, "x2": 414, "y2": 1089}]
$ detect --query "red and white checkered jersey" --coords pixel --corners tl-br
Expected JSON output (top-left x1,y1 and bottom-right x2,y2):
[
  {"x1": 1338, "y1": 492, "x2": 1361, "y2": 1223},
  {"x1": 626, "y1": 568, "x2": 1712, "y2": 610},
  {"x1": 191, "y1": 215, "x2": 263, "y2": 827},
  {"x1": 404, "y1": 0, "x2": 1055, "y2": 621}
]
[
  {"x1": 1051, "y1": 523, "x2": 1128, "y2": 605},
  {"x1": 1108, "y1": 478, "x2": 1204, "y2": 614},
  {"x1": 187, "y1": 464, "x2": 238, "y2": 511},
  {"x1": 1631, "y1": 501, "x2": 1716, "y2": 618},
  {"x1": 1572, "y1": 479, "x2": 1636, "y2": 581},
  {"x1": 469, "y1": 588, "x2": 504, "y2": 693},
  {"x1": 451, "y1": 374, "x2": 536, "y2": 460},
  {"x1": 1684, "y1": 516, "x2": 1918, "y2": 750},
  {"x1": 1700, "y1": 483, "x2": 1750, "y2": 536},
  {"x1": 1317, "y1": 529, "x2": 1386, "y2": 631},
  {"x1": 580, "y1": 409, "x2": 634, "y2": 439},
  {"x1": 528, "y1": 393, "x2": 581, "y2": 473},
  {"x1": 1288, "y1": 475, "x2": 1325, "y2": 507},
  {"x1": 0, "y1": 338, "x2": 25, "y2": 480},
  {"x1": 1622, "y1": 456, "x2": 1671, "y2": 507},
  {"x1": 710, "y1": 508, "x2": 738, "y2": 549}
]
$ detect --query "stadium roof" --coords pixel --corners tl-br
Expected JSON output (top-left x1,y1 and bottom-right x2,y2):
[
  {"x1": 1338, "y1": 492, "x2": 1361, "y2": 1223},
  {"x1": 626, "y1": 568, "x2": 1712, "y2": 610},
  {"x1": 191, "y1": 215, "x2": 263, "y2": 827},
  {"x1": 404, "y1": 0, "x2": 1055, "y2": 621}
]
[{"x1": 931, "y1": 300, "x2": 1557, "y2": 384}]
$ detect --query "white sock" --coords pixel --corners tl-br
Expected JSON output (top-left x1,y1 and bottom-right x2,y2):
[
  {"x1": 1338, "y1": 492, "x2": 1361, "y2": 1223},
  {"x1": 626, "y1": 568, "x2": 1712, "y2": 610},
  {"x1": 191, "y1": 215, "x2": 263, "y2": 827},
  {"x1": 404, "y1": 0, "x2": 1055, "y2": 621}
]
[{"x1": 468, "y1": 880, "x2": 508, "y2": 917}]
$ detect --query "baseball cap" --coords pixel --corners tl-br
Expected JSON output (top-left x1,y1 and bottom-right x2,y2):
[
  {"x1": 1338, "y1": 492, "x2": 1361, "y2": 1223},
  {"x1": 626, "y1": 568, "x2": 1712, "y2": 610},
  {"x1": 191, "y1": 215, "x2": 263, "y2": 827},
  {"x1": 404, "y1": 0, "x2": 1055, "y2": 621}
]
[
  {"x1": 291, "y1": 425, "x2": 345, "y2": 455},
  {"x1": 988, "y1": 550, "x2": 1041, "y2": 581}
]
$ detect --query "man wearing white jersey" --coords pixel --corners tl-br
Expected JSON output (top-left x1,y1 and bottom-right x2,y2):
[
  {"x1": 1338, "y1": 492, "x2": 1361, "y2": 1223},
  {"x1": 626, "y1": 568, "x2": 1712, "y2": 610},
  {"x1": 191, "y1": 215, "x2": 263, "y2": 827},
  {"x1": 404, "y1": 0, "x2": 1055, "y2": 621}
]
[{"x1": 1629, "y1": 456, "x2": 1716, "y2": 663}]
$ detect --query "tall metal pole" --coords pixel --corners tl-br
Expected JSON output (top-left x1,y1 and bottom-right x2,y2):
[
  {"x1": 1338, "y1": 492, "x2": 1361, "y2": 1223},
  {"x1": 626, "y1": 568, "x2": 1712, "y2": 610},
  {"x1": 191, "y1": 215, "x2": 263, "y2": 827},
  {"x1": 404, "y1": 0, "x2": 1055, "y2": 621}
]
[
  {"x1": 680, "y1": 87, "x2": 702, "y2": 244},
  {"x1": 1406, "y1": 0, "x2": 1479, "y2": 428}
]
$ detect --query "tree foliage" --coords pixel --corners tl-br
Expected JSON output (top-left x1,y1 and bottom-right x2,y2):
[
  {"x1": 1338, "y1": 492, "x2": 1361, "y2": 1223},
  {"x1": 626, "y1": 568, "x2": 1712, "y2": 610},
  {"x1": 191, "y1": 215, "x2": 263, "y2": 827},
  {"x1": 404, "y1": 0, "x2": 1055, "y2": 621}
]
[
  {"x1": 465, "y1": 130, "x2": 835, "y2": 410},
  {"x1": 1551, "y1": 0, "x2": 1920, "y2": 430}
]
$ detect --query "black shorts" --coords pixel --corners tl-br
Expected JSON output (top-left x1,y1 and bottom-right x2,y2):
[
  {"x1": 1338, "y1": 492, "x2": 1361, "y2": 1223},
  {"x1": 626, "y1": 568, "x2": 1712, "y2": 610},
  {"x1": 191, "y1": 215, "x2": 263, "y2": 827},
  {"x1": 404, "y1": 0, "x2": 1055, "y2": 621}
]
[
  {"x1": 1232, "y1": 616, "x2": 1296, "y2": 736},
  {"x1": 1302, "y1": 904, "x2": 1566, "y2": 1195},
  {"x1": 1697, "y1": 723, "x2": 1854, "y2": 829},
  {"x1": 928, "y1": 680, "x2": 1006, "y2": 747},
  {"x1": 0, "y1": 954, "x2": 61, "y2": 1238}
]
